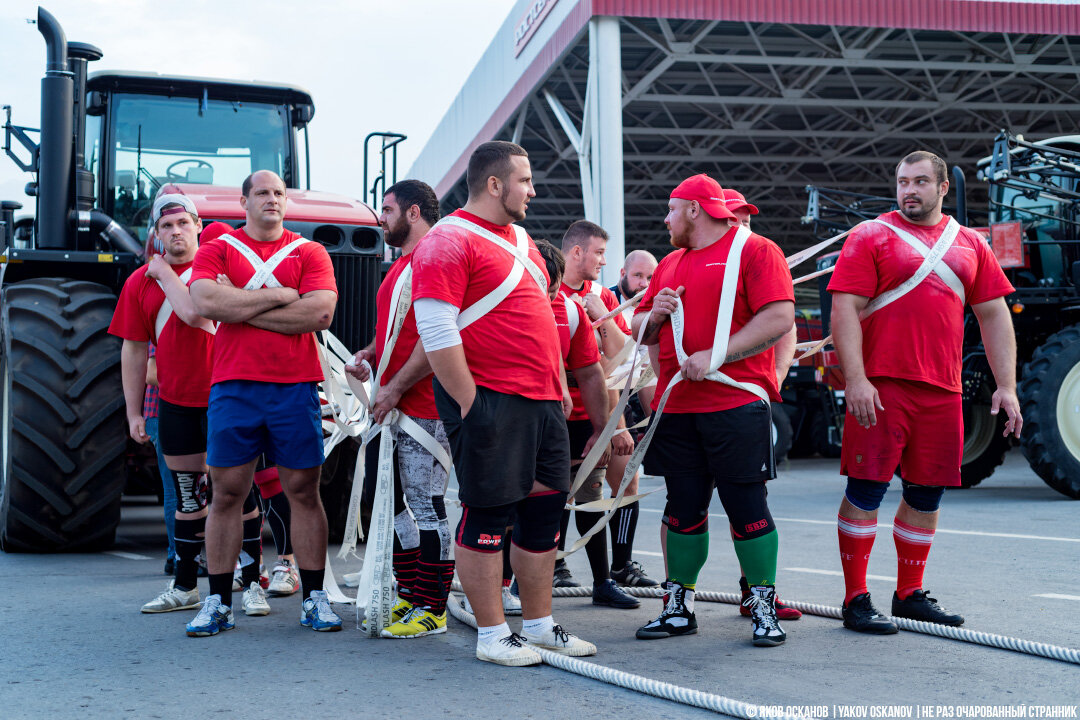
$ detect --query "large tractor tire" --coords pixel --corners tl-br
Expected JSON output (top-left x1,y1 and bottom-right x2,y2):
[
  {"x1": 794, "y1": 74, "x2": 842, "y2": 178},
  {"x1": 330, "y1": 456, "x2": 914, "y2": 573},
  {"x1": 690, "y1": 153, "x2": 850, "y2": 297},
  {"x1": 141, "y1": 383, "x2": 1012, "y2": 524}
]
[
  {"x1": 1019, "y1": 324, "x2": 1080, "y2": 499},
  {"x1": 956, "y1": 355, "x2": 1011, "y2": 489},
  {"x1": 1, "y1": 278, "x2": 127, "y2": 551}
]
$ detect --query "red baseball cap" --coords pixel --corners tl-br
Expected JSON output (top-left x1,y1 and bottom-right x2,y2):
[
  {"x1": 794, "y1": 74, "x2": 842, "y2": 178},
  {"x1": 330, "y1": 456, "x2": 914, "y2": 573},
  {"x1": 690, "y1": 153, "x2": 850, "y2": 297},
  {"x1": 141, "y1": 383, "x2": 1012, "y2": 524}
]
[
  {"x1": 200, "y1": 221, "x2": 234, "y2": 244},
  {"x1": 723, "y1": 188, "x2": 759, "y2": 215},
  {"x1": 670, "y1": 174, "x2": 736, "y2": 220}
]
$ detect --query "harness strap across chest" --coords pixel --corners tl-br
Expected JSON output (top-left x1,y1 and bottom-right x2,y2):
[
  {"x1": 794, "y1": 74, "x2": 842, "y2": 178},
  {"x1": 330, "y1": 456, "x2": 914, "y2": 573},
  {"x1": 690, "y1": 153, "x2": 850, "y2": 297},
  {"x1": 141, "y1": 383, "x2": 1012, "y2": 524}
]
[
  {"x1": 861, "y1": 217, "x2": 964, "y2": 319},
  {"x1": 431, "y1": 216, "x2": 548, "y2": 329},
  {"x1": 220, "y1": 234, "x2": 311, "y2": 290},
  {"x1": 154, "y1": 267, "x2": 217, "y2": 342}
]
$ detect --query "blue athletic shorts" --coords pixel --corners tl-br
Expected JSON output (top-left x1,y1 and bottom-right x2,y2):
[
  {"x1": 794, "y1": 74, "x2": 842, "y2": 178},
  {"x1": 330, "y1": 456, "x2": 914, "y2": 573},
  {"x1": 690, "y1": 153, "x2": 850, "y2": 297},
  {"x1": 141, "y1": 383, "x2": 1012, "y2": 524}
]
[{"x1": 207, "y1": 380, "x2": 324, "y2": 470}]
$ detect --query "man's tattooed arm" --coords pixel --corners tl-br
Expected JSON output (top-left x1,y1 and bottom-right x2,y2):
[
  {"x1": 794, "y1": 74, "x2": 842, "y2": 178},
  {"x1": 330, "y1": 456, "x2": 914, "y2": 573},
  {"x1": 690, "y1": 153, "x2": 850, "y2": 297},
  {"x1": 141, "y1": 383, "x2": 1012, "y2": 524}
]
[{"x1": 723, "y1": 332, "x2": 787, "y2": 363}]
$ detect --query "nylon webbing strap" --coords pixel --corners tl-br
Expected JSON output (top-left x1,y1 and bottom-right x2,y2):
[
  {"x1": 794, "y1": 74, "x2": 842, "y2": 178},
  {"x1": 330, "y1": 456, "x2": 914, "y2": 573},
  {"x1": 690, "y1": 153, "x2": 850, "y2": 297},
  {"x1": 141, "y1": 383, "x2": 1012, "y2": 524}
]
[
  {"x1": 432, "y1": 216, "x2": 547, "y2": 330},
  {"x1": 220, "y1": 234, "x2": 310, "y2": 290},
  {"x1": 154, "y1": 267, "x2": 217, "y2": 341},
  {"x1": 560, "y1": 230, "x2": 767, "y2": 557},
  {"x1": 861, "y1": 217, "x2": 964, "y2": 318}
]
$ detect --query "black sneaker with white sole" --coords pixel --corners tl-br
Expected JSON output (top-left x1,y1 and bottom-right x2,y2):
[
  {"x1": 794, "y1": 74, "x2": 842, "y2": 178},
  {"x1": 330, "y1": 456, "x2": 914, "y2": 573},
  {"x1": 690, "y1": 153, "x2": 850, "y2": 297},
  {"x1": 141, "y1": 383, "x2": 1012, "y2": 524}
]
[
  {"x1": 636, "y1": 582, "x2": 697, "y2": 639},
  {"x1": 892, "y1": 590, "x2": 964, "y2": 626}
]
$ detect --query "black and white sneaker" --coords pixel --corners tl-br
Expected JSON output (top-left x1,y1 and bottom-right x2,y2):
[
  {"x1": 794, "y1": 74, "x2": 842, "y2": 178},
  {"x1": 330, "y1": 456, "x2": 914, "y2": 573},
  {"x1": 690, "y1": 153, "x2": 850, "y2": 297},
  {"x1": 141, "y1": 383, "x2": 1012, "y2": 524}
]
[
  {"x1": 636, "y1": 581, "x2": 697, "y2": 639},
  {"x1": 892, "y1": 590, "x2": 964, "y2": 626},
  {"x1": 611, "y1": 560, "x2": 660, "y2": 587},
  {"x1": 742, "y1": 584, "x2": 786, "y2": 647}
]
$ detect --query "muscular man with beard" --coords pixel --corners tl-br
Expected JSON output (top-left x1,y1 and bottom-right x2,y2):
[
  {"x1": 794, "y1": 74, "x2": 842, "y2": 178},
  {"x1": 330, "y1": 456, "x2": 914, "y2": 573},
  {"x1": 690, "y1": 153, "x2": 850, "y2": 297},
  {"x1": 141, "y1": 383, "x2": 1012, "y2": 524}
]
[
  {"x1": 347, "y1": 180, "x2": 456, "y2": 638},
  {"x1": 828, "y1": 151, "x2": 1020, "y2": 634},
  {"x1": 632, "y1": 174, "x2": 794, "y2": 647}
]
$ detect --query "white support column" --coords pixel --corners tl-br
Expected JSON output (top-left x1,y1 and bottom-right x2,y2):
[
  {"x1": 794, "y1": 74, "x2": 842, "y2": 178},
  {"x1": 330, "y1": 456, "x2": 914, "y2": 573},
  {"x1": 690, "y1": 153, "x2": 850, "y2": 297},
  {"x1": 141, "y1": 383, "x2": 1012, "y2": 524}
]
[{"x1": 590, "y1": 17, "x2": 625, "y2": 287}]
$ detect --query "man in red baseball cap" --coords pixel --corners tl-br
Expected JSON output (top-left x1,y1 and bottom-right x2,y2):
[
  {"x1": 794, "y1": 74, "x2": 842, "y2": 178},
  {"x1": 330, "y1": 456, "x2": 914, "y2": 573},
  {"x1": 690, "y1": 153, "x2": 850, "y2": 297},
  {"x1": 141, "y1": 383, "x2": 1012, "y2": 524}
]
[
  {"x1": 722, "y1": 188, "x2": 759, "y2": 228},
  {"x1": 632, "y1": 173, "x2": 795, "y2": 647}
]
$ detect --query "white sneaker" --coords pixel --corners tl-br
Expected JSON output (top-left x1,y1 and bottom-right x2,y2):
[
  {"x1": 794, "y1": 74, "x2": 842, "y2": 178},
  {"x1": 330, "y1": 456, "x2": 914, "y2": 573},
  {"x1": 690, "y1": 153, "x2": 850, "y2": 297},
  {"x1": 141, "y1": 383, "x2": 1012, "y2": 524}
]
[
  {"x1": 141, "y1": 581, "x2": 200, "y2": 613},
  {"x1": 462, "y1": 588, "x2": 522, "y2": 617},
  {"x1": 502, "y1": 585, "x2": 522, "y2": 616},
  {"x1": 476, "y1": 632, "x2": 542, "y2": 667},
  {"x1": 242, "y1": 581, "x2": 271, "y2": 616},
  {"x1": 268, "y1": 559, "x2": 299, "y2": 596},
  {"x1": 342, "y1": 572, "x2": 360, "y2": 588},
  {"x1": 521, "y1": 624, "x2": 597, "y2": 656},
  {"x1": 231, "y1": 561, "x2": 242, "y2": 592}
]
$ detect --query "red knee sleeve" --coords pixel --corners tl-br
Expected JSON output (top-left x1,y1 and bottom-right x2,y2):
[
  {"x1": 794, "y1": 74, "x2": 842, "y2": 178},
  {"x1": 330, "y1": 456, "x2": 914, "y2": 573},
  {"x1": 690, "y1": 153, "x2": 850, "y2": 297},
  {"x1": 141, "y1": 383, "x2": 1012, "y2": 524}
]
[{"x1": 254, "y1": 467, "x2": 282, "y2": 498}]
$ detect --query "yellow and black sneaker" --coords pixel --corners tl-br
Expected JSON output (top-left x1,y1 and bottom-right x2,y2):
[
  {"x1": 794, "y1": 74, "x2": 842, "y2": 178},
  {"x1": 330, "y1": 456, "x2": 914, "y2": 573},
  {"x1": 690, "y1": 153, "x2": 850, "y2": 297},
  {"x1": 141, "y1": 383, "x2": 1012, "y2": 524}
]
[
  {"x1": 361, "y1": 595, "x2": 414, "y2": 632},
  {"x1": 380, "y1": 606, "x2": 447, "y2": 639}
]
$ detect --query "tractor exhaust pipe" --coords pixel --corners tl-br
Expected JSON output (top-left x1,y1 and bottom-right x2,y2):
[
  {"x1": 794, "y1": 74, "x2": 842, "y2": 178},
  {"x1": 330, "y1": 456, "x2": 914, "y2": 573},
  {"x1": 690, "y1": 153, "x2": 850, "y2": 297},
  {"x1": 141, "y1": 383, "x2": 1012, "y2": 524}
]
[{"x1": 35, "y1": 6, "x2": 73, "y2": 250}]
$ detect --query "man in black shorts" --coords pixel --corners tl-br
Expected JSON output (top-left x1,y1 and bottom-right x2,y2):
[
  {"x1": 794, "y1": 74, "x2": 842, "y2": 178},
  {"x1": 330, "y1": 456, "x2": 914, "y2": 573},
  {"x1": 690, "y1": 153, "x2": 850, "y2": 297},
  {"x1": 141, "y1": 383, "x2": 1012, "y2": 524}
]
[
  {"x1": 632, "y1": 174, "x2": 795, "y2": 647},
  {"x1": 412, "y1": 141, "x2": 595, "y2": 666}
]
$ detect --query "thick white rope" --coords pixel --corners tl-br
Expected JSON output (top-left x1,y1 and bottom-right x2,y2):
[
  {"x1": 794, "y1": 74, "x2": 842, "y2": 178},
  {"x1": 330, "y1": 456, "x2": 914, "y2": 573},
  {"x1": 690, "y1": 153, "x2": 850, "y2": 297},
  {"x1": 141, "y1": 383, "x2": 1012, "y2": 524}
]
[
  {"x1": 445, "y1": 591, "x2": 803, "y2": 720},
  {"x1": 538, "y1": 585, "x2": 1080, "y2": 667}
]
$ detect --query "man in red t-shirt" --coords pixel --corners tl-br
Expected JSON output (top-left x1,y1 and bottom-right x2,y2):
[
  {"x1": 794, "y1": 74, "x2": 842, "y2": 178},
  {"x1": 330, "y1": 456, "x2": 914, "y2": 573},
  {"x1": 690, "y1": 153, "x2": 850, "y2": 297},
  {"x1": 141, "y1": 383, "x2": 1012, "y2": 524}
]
[
  {"x1": 632, "y1": 174, "x2": 795, "y2": 647},
  {"x1": 535, "y1": 240, "x2": 638, "y2": 611},
  {"x1": 558, "y1": 222, "x2": 655, "y2": 591},
  {"x1": 345, "y1": 179, "x2": 456, "y2": 639},
  {"x1": 186, "y1": 170, "x2": 341, "y2": 637},
  {"x1": 412, "y1": 141, "x2": 595, "y2": 666},
  {"x1": 110, "y1": 194, "x2": 220, "y2": 615},
  {"x1": 721, "y1": 189, "x2": 802, "y2": 621},
  {"x1": 828, "y1": 151, "x2": 1021, "y2": 633}
]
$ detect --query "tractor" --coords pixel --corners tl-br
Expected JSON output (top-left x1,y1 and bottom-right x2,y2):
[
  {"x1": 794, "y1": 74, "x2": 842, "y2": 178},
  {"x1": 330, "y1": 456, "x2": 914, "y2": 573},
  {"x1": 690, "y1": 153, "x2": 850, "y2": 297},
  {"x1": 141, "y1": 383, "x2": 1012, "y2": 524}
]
[{"x1": 1, "y1": 7, "x2": 385, "y2": 551}]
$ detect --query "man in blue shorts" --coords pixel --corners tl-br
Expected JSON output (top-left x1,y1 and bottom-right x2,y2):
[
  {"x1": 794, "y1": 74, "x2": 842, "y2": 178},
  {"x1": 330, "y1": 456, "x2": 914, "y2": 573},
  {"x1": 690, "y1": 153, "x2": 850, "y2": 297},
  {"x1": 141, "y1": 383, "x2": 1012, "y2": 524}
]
[{"x1": 187, "y1": 170, "x2": 341, "y2": 636}]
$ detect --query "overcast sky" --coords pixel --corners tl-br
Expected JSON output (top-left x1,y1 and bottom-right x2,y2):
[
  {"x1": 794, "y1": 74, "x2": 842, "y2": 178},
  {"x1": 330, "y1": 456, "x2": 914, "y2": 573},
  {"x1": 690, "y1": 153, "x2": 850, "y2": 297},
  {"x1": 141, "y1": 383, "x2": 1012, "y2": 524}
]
[{"x1": 0, "y1": 0, "x2": 511, "y2": 217}]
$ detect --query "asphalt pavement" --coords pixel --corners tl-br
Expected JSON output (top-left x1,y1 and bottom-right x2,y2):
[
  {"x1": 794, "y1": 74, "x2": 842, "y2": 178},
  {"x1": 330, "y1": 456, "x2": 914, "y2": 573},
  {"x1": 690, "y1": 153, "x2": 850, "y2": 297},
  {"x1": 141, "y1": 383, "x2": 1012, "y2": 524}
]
[{"x1": 2, "y1": 450, "x2": 1077, "y2": 719}]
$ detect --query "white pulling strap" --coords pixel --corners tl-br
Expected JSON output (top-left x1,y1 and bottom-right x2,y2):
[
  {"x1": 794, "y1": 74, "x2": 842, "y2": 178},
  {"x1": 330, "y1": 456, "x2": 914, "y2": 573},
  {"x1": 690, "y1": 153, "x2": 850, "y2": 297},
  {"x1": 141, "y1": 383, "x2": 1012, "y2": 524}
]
[
  {"x1": 154, "y1": 267, "x2": 217, "y2": 342},
  {"x1": 432, "y1": 216, "x2": 548, "y2": 330},
  {"x1": 861, "y1": 217, "x2": 963, "y2": 319},
  {"x1": 563, "y1": 293, "x2": 580, "y2": 339},
  {"x1": 220, "y1": 234, "x2": 310, "y2": 290}
]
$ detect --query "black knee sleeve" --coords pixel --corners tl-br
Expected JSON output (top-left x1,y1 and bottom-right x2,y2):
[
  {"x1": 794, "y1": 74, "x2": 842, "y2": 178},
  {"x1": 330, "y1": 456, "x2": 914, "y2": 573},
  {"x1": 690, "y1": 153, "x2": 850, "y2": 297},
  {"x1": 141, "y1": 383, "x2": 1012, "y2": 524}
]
[
  {"x1": 661, "y1": 472, "x2": 712, "y2": 535},
  {"x1": 242, "y1": 486, "x2": 260, "y2": 515},
  {"x1": 901, "y1": 481, "x2": 944, "y2": 513},
  {"x1": 512, "y1": 491, "x2": 569, "y2": 553},
  {"x1": 716, "y1": 481, "x2": 775, "y2": 540},
  {"x1": 456, "y1": 502, "x2": 514, "y2": 553},
  {"x1": 845, "y1": 476, "x2": 889, "y2": 512},
  {"x1": 174, "y1": 471, "x2": 209, "y2": 514}
]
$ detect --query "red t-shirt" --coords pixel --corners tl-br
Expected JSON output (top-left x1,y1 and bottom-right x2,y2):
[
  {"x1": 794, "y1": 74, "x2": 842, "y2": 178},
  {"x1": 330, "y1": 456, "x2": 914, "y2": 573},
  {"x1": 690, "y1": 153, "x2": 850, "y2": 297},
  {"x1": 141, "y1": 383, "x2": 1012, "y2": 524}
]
[
  {"x1": 637, "y1": 227, "x2": 794, "y2": 413},
  {"x1": 189, "y1": 228, "x2": 337, "y2": 385},
  {"x1": 410, "y1": 209, "x2": 561, "y2": 401},
  {"x1": 561, "y1": 279, "x2": 632, "y2": 337},
  {"x1": 108, "y1": 261, "x2": 214, "y2": 407},
  {"x1": 827, "y1": 211, "x2": 1014, "y2": 392},
  {"x1": 374, "y1": 251, "x2": 436, "y2": 419},
  {"x1": 551, "y1": 293, "x2": 602, "y2": 421}
]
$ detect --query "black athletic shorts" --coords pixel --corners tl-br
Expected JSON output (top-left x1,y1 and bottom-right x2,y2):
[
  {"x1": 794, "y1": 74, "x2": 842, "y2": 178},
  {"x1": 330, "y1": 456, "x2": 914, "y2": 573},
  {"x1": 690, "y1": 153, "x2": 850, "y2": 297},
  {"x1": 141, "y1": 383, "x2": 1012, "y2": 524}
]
[
  {"x1": 643, "y1": 399, "x2": 774, "y2": 483},
  {"x1": 434, "y1": 382, "x2": 570, "y2": 507},
  {"x1": 158, "y1": 399, "x2": 208, "y2": 456}
]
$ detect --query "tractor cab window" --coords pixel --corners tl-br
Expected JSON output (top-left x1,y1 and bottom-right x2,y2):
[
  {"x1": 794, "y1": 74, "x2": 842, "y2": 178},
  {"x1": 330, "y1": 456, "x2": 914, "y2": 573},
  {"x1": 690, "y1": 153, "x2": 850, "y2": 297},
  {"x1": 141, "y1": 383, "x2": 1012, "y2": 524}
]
[{"x1": 108, "y1": 93, "x2": 291, "y2": 240}]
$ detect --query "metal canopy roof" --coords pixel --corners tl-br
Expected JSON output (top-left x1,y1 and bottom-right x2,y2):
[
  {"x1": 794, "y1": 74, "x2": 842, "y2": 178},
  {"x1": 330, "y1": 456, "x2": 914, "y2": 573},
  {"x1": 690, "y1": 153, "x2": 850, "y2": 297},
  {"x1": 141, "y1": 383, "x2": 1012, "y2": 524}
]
[{"x1": 411, "y1": 0, "x2": 1080, "y2": 286}]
